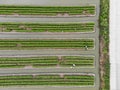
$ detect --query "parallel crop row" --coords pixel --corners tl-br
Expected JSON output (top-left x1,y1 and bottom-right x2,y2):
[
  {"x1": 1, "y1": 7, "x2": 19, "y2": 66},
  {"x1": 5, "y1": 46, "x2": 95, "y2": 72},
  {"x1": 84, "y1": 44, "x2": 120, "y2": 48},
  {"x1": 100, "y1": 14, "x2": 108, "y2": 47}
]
[
  {"x1": 0, "y1": 56, "x2": 94, "y2": 68},
  {"x1": 61, "y1": 56, "x2": 94, "y2": 67},
  {"x1": 0, "y1": 56, "x2": 58, "y2": 68},
  {"x1": 0, "y1": 6, "x2": 95, "y2": 16},
  {"x1": 0, "y1": 75, "x2": 94, "y2": 86},
  {"x1": 0, "y1": 39, "x2": 94, "y2": 50},
  {"x1": 0, "y1": 23, "x2": 95, "y2": 32}
]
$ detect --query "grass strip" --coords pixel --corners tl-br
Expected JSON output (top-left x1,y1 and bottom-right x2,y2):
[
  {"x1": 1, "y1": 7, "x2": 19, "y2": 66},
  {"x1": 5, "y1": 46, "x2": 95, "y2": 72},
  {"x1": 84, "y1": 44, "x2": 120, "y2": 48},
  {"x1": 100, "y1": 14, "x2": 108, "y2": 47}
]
[{"x1": 100, "y1": 0, "x2": 109, "y2": 89}]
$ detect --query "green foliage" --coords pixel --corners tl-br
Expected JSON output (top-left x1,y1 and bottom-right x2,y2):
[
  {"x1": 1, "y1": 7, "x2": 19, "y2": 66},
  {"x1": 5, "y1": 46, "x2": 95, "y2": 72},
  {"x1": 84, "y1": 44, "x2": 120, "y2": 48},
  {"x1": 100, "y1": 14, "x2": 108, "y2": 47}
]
[
  {"x1": 0, "y1": 56, "x2": 58, "y2": 68},
  {"x1": 0, "y1": 6, "x2": 95, "y2": 16},
  {"x1": 0, "y1": 56, "x2": 94, "y2": 68},
  {"x1": 0, "y1": 23, "x2": 95, "y2": 32},
  {"x1": 100, "y1": 0, "x2": 109, "y2": 89},
  {"x1": 100, "y1": 0, "x2": 109, "y2": 46},
  {"x1": 0, "y1": 75, "x2": 94, "y2": 86},
  {"x1": 104, "y1": 59, "x2": 110, "y2": 90},
  {"x1": 62, "y1": 56, "x2": 94, "y2": 67},
  {"x1": 0, "y1": 39, "x2": 94, "y2": 50}
]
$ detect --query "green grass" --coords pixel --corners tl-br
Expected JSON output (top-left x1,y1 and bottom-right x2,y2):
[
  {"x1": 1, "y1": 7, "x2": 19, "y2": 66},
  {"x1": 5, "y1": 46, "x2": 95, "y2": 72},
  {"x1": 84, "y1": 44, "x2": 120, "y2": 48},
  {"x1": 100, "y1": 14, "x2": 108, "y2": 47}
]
[
  {"x1": 0, "y1": 6, "x2": 95, "y2": 16},
  {"x1": 100, "y1": 0, "x2": 109, "y2": 89},
  {"x1": 0, "y1": 39, "x2": 94, "y2": 50},
  {"x1": 0, "y1": 75, "x2": 94, "y2": 86},
  {"x1": 0, "y1": 22, "x2": 95, "y2": 32},
  {"x1": 103, "y1": 59, "x2": 110, "y2": 90}
]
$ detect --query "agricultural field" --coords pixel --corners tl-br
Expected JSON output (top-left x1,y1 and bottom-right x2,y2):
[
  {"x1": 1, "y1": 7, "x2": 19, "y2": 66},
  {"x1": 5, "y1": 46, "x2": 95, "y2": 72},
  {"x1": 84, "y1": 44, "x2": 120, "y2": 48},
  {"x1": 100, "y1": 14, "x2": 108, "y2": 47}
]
[
  {"x1": 0, "y1": 74, "x2": 94, "y2": 86},
  {"x1": 0, "y1": 0, "x2": 100, "y2": 90},
  {"x1": 0, "y1": 22, "x2": 95, "y2": 32},
  {"x1": 0, "y1": 56, "x2": 94, "y2": 68},
  {"x1": 0, "y1": 39, "x2": 94, "y2": 50},
  {"x1": 0, "y1": 6, "x2": 95, "y2": 16}
]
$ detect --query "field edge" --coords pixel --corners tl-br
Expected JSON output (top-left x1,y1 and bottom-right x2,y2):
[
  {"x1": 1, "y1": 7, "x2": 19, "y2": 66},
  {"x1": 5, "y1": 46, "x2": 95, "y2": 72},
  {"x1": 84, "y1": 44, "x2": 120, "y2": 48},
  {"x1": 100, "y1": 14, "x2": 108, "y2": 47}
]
[{"x1": 99, "y1": 0, "x2": 110, "y2": 90}]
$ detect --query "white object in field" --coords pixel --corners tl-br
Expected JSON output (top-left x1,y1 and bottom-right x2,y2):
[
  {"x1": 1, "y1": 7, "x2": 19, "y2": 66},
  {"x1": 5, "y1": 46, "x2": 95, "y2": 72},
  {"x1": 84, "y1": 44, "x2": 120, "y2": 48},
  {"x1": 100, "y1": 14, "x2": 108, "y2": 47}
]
[
  {"x1": 85, "y1": 46, "x2": 88, "y2": 50},
  {"x1": 73, "y1": 64, "x2": 76, "y2": 67}
]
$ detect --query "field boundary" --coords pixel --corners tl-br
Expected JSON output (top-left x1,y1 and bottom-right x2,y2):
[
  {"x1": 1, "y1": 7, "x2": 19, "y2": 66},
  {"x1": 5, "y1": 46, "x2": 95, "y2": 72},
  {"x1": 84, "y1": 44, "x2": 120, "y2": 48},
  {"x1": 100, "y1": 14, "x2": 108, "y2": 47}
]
[{"x1": 99, "y1": 0, "x2": 109, "y2": 90}]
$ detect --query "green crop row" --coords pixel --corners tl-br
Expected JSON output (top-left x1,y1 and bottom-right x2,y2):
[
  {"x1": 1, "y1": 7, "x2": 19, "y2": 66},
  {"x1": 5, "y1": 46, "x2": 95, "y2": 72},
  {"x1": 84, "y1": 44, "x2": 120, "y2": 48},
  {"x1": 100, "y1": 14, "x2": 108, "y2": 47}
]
[
  {"x1": 0, "y1": 56, "x2": 94, "y2": 68},
  {"x1": 0, "y1": 39, "x2": 94, "y2": 50},
  {"x1": 0, "y1": 6, "x2": 95, "y2": 16},
  {"x1": 61, "y1": 56, "x2": 94, "y2": 67},
  {"x1": 0, "y1": 22, "x2": 95, "y2": 32},
  {"x1": 0, "y1": 56, "x2": 58, "y2": 68},
  {"x1": 0, "y1": 75, "x2": 94, "y2": 86}
]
